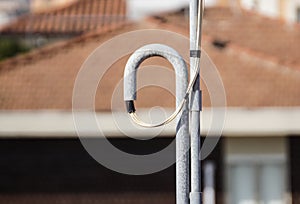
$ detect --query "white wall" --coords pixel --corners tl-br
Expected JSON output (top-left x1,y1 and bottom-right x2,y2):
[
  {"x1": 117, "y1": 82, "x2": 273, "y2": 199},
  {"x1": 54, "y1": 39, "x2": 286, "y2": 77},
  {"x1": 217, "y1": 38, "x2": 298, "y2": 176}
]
[
  {"x1": 258, "y1": 0, "x2": 280, "y2": 18},
  {"x1": 286, "y1": 0, "x2": 300, "y2": 23},
  {"x1": 126, "y1": 0, "x2": 216, "y2": 20},
  {"x1": 127, "y1": 0, "x2": 184, "y2": 20},
  {"x1": 240, "y1": 0, "x2": 279, "y2": 18},
  {"x1": 241, "y1": 0, "x2": 300, "y2": 23},
  {"x1": 240, "y1": 0, "x2": 255, "y2": 10}
]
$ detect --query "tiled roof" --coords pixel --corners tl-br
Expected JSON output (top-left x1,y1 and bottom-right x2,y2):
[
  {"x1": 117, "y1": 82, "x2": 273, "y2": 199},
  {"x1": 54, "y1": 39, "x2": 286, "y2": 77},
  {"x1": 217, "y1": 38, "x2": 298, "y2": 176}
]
[
  {"x1": 0, "y1": 0, "x2": 126, "y2": 35},
  {"x1": 158, "y1": 7, "x2": 300, "y2": 71},
  {"x1": 0, "y1": 7, "x2": 299, "y2": 110}
]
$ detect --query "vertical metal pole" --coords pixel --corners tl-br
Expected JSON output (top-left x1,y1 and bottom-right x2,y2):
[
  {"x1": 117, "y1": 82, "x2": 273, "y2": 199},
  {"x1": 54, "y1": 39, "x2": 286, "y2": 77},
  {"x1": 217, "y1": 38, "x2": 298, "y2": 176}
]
[
  {"x1": 204, "y1": 162, "x2": 216, "y2": 204},
  {"x1": 174, "y1": 39, "x2": 190, "y2": 204},
  {"x1": 176, "y1": 86, "x2": 190, "y2": 204},
  {"x1": 190, "y1": 0, "x2": 202, "y2": 203}
]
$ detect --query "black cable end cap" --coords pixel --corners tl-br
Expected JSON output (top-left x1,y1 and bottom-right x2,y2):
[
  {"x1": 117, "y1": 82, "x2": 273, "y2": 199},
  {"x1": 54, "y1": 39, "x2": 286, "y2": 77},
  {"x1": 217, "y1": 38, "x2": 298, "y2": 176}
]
[{"x1": 125, "y1": 100, "x2": 136, "y2": 113}]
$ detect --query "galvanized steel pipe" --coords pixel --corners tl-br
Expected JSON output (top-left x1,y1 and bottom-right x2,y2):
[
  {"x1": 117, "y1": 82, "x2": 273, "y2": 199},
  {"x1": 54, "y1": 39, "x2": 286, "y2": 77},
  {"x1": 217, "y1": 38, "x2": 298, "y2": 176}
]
[
  {"x1": 190, "y1": 0, "x2": 203, "y2": 204},
  {"x1": 123, "y1": 43, "x2": 190, "y2": 204}
]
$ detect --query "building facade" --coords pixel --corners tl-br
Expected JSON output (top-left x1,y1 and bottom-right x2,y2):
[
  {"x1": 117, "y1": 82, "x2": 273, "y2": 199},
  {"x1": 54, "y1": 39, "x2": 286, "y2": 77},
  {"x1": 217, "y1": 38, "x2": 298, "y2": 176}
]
[
  {"x1": 217, "y1": 0, "x2": 300, "y2": 23},
  {"x1": 0, "y1": 3, "x2": 300, "y2": 204}
]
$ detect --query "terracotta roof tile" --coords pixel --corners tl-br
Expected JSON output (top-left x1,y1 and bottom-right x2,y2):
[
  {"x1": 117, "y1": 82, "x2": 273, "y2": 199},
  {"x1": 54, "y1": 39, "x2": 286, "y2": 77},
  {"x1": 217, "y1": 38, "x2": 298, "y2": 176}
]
[
  {"x1": 0, "y1": 7, "x2": 300, "y2": 110},
  {"x1": 155, "y1": 7, "x2": 300, "y2": 71},
  {"x1": 0, "y1": 0, "x2": 127, "y2": 35}
]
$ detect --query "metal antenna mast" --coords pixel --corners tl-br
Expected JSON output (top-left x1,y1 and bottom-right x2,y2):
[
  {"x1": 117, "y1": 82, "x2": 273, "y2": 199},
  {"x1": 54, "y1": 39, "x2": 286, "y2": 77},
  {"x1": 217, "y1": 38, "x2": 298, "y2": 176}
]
[
  {"x1": 123, "y1": 0, "x2": 204, "y2": 204},
  {"x1": 190, "y1": 0, "x2": 203, "y2": 204}
]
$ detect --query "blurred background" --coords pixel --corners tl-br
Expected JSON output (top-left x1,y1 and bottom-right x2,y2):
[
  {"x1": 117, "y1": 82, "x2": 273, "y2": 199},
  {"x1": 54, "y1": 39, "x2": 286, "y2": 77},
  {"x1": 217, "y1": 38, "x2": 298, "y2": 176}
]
[{"x1": 0, "y1": 0, "x2": 300, "y2": 203}]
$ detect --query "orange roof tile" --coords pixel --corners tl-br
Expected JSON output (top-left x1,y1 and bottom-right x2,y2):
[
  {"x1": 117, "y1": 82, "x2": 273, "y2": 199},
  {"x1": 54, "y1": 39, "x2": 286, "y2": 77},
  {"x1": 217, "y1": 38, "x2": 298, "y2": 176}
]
[
  {"x1": 0, "y1": 0, "x2": 127, "y2": 35},
  {"x1": 155, "y1": 7, "x2": 300, "y2": 71},
  {"x1": 0, "y1": 7, "x2": 300, "y2": 110}
]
